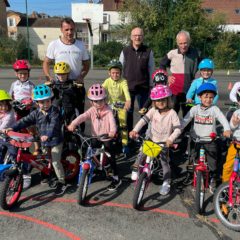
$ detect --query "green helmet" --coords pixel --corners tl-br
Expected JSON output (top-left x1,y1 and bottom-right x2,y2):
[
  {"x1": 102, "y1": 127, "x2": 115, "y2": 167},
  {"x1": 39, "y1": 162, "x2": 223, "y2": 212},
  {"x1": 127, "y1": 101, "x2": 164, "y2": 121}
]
[
  {"x1": 0, "y1": 90, "x2": 12, "y2": 101},
  {"x1": 108, "y1": 59, "x2": 122, "y2": 71}
]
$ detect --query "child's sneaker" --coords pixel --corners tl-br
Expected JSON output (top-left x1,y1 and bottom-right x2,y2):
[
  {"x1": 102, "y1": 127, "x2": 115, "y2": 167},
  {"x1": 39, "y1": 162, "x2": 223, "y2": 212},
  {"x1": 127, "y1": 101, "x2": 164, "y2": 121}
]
[
  {"x1": 159, "y1": 180, "x2": 171, "y2": 195},
  {"x1": 107, "y1": 179, "x2": 122, "y2": 191},
  {"x1": 54, "y1": 182, "x2": 68, "y2": 195},
  {"x1": 209, "y1": 178, "x2": 217, "y2": 194}
]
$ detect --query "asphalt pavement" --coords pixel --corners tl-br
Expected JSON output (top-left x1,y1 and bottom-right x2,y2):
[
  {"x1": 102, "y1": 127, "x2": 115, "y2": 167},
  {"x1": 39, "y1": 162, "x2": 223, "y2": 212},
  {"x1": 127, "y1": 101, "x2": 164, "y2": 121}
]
[{"x1": 0, "y1": 68, "x2": 239, "y2": 240}]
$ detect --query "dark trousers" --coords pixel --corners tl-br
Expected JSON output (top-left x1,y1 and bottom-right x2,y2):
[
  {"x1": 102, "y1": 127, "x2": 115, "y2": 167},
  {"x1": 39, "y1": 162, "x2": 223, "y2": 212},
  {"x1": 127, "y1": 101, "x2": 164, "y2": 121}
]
[
  {"x1": 77, "y1": 87, "x2": 86, "y2": 132},
  {"x1": 171, "y1": 93, "x2": 190, "y2": 117},
  {"x1": 127, "y1": 88, "x2": 149, "y2": 132}
]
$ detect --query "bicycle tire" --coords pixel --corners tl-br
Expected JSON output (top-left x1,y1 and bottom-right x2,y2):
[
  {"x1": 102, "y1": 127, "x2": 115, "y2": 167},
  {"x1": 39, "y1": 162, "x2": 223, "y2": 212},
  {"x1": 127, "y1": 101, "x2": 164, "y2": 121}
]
[
  {"x1": 195, "y1": 171, "x2": 205, "y2": 214},
  {"x1": 132, "y1": 172, "x2": 148, "y2": 210},
  {"x1": 77, "y1": 169, "x2": 89, "y2": 205},
  {"x1": 61, "y1": 151, "x2": 81, "y2": 180},
  {"x1": 0, "y1": 174, "x2": 23, "y2": 210},
  {"x1": 214, "y1": 182, "x2": 240, "y2": 232}
]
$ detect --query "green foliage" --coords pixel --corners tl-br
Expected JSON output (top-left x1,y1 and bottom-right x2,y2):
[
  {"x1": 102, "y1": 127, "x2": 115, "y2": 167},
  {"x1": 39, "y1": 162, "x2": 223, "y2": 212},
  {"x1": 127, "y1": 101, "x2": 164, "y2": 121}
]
[
  {"x1": 213, "y1": 32, "x2": 240, "y2": 69},
  {"x1": 93, "y1": 41, "x2": 123, "y2": 66},
  {"x1": 120, "y1": 0, "x2": 227, "y2": 61}
]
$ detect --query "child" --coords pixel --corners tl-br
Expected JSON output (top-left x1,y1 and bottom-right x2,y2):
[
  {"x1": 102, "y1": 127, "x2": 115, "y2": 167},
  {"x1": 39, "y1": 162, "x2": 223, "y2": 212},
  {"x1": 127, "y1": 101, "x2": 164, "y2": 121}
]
[
  {"x1": 3, "y1": 84, "x2": 67, "y2": 195},
  {"x1": 222, "y1": 89, "x2": 240, "y2": 182},
  {"x1": 102, "y1": 59, "x2": 131, "y2": 153},
  {"x1": 10, "y1": 59, "x2": 35, "y2": 118},
  {"x1": 67, "y1": 84, "x2": 122, "y2": 191},
  {"x1": 10, "y1": 59, "x2": 39, "y2": 154},
  {"x1": 139, "y1": 69, "x2": 168, "y2": 115},
  {"x1": 186, "y1": 58, "x2": 219, "y2": 105},
  {"x1": 182, "y1": 83, "x2": 231, "y2": 193},
  {"x1": 47, "y1": 61, "x2": 82, "y2": 125},
  {"x1": 0, "y1": 90, "x2": 17, "y2": 163},
  {"x1": 129, "y1": 85, "x2": 181, "y2": 195}
]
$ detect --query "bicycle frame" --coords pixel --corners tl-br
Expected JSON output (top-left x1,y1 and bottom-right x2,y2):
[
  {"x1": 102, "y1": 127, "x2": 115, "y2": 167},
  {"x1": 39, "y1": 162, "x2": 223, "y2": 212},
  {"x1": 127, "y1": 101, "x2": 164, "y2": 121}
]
[
  {"x1": 228, "y1": 142, "x2": 240, "y2": 207},
  {"x1": 193, "y1": 145, "x2": 209, "y2": 189}
]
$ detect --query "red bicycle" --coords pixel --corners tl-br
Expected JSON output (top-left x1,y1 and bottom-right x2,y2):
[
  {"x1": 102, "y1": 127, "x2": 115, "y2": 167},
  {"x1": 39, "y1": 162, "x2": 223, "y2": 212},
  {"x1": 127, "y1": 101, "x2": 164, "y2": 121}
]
[
  {"x1": 0, "y1": 131, "x2": 80, "y2": 210},
  {"x1": 214, "y1": 140, "x2": 240, "y2": 231}
]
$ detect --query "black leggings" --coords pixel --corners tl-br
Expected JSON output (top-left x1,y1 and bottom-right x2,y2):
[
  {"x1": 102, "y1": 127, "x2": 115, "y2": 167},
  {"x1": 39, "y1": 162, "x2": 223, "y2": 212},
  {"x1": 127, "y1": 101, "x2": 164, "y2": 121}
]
[{"x1": 91, "y1": 139, "x2": 118, "y2": 176}]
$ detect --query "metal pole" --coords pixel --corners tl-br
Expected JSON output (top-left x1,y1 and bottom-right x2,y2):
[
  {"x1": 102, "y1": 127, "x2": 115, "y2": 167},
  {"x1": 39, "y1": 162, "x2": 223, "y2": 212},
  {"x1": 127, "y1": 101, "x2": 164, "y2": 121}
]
[
  {"x1": 25, "y1": 0, "x2": 30, "y2": 61},
  {"x1": 84, "y1": 19, "x2": 93, "y2": 70}
]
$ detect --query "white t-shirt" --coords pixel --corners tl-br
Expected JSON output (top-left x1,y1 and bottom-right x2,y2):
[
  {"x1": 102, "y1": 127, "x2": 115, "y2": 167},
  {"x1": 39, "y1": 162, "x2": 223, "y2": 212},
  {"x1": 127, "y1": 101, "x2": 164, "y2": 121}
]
[
  {"x1": 9, "y1": 80, "x2": 35, "y2": 100},
  {"x1": 46, "y1": 38, "x2": 89, "y2": 80}
]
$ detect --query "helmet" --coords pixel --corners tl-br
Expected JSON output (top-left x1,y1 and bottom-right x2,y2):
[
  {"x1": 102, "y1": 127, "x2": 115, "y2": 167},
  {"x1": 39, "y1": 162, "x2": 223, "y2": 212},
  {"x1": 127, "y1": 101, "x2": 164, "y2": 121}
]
[
  {"x1": 88, "y1": 84, "x2": 106, "y2": 101},
  {"x1": 0, "y1": 90, "x2": 12, "y2": 101},
  {"x1": 33, "y1": 84, "x2": 53, "y2": 101},
  {"x1": 54, "y1": 62, "x2": 70, "y2": 74},
  {"x1": 150, "y1": 85, "x2": 172, "y2": 100},
  {"x1": 198, "y1": 58, "x2": 214, "y2": 70},
  {"x1": 152, "y1": 69, "x2": 168, "y2": 85},
  {"x1": 13, "y1": 59, "x2": 31, "y2": 71},
  {"x1": 196, "y1": 83, "x2": 217, "y2": 96},
  {"x1": 108, "y1": 59, "x2": 122, "y2": 70}
]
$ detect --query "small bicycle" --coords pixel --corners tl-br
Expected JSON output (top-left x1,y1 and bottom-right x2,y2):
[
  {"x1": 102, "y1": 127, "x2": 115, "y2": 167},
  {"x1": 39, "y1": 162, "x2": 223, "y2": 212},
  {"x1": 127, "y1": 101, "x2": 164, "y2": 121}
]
[
  {"x1": 0, "y1": 131, "x2": 80, "y2": 210},
  {"x1": 132, "y1": 137, "x2": 178, "y2": 210},
  {"x1": 224, "y1": 102, "x2": 239, "y2": 121},
  {"x1": 186, "y1": 132, "x2": 218, "y2": 214},
  {"x1": 74, "y1": 129, "x2": 112, "y2": 205},
  {"x1": 214, "y1": 140, "x2": 240, "y2": 231}
]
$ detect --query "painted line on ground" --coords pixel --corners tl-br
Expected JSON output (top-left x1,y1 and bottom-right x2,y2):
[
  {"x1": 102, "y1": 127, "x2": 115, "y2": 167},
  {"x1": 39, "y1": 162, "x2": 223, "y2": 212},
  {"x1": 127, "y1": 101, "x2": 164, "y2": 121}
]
[
  {"x1": 20, "y1": 195, "x2": 220, "y2": 223},
  {"x1": 0, "y1": 211, "x2": 82, "y2": 240}
]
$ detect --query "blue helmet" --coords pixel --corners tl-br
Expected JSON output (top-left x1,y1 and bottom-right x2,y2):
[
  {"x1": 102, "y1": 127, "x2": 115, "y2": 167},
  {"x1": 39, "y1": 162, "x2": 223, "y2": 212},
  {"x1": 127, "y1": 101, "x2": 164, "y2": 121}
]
[
  {"x1": 197, "y1": 83, "x2": 217, "y2": 96},
  {"x1": 198, "y1": 58, "x2": 214, "y2": 70},
  {"x1": 33, "y1": 84, "x2": 53, "y2": 101}
]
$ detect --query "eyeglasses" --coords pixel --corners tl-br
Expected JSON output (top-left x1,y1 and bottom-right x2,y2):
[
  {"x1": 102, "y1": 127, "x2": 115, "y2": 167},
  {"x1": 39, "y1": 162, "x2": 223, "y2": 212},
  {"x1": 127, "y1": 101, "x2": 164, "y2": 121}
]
[
  {"x1": 132, "y1": 34, "x2": 143, "y2": 38},
  {"x1": 92, "y1": 99, "x2": 104, "y2": 103}
]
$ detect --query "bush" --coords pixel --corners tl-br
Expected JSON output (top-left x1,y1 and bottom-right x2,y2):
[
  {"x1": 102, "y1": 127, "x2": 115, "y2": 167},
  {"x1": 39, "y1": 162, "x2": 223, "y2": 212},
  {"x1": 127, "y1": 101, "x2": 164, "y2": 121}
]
[{"x1": 93, "y1": 41, "x2": 123, "y2": 67}]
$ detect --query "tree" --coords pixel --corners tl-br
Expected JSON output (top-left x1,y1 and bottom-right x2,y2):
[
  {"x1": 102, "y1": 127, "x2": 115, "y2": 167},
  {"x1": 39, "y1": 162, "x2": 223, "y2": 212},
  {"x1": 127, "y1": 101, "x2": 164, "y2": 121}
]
[{"x1": 120, "y1": 0, "x2": 225, "y2": 60}]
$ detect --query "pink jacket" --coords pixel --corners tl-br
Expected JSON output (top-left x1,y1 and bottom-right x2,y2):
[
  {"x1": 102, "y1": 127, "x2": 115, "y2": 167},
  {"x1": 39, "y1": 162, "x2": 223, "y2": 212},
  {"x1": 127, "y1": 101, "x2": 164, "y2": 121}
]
[
  {"x1": 133, "y1": 108, "x2": 181, "y2": 143},
  {"x1": 71, "y1": 105, "x2": 117, "y2": 136}
]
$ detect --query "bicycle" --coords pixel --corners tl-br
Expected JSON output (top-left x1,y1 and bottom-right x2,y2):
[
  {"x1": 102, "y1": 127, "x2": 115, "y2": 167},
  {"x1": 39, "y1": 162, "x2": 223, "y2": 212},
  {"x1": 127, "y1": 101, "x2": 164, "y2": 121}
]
[
  {"x1": 132, "y1": 137, "x2": 178, "y2": 210},
  {"x1": 74, "y1": 129, "x2": 112, "y2": 205},
  {"x1": 0, "y1": 130, "x2": 80, "y2": 210},
  {"x1": 110, "y1": 101, "x2": 129, "y2": 154},
  {"x1": 186, "y1": 132, "x2": 218, "y2": 214},
  {"x1": 214, "y1": 139, "x2": 240, "y2": 231}
]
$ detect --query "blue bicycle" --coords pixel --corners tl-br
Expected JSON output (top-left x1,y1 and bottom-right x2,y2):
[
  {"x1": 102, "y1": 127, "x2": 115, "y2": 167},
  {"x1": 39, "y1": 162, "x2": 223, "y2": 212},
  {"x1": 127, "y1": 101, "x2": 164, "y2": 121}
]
[{"x1": 74, "y1": 129, "x2": 112, "y2": 205}]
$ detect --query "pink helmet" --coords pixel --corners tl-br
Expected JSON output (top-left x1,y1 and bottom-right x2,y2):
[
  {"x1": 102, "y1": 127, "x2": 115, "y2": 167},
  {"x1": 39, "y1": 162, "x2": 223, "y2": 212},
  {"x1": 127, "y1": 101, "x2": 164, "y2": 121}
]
[
  {"x1": 13, "y1": 59, "x2": 31, "y2": 71},
  {"x1": 88, "y1": 84, "x2": 106, "y2": 101},
  {"x1": 150, "y1": 85, "x2": 172, "y2": 100}
]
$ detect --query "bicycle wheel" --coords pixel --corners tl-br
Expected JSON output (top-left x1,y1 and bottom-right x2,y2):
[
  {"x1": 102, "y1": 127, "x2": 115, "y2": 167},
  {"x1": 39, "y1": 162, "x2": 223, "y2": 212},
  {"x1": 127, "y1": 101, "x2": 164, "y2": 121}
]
[
  {"x1": 77, "y1": 169, "x2": 89, "y2": 205},
  {"x1": 195, "y1": 171, "x2": 205, "y2": 214},
  {"x1": 214, "y1": 182, "x2": 240, "y2": 232},
  {"x1": 132, "y1": 172, "x2": 148, "y2": 210},
  {"x1": 61, "y1": 151, "x2": 80, "y2": 180},
  {"x1": 0, "y1": 174, "x2": 23, "y2": 210}
]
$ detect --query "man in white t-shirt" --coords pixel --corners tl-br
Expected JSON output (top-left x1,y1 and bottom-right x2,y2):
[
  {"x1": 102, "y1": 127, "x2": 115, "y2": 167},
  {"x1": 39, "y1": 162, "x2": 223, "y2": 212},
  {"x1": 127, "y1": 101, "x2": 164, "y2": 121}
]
[
  {"x1": 43, "y1": 18, "x2": 90, "y2": 131},
  {"x1": 43, "y1": 18, "x2": 90, "y2": 83}
]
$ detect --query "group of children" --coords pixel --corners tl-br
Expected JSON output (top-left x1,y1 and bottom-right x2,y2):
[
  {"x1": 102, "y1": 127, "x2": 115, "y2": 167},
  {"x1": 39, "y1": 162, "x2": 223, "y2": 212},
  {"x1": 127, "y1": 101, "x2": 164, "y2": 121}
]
[{"x1": 0, "y1": 57, "x2": 239, "y2": 197}]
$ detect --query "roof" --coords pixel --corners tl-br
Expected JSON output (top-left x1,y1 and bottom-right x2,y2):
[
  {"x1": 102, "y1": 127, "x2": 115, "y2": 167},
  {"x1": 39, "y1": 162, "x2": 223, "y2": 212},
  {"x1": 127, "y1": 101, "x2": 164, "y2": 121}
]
[
  {"x1": 17, "y1": 17, "x2": 62, "y2": 27},
  {"x1": 102, "y1": 0, "x2": 124, "y2": 11},
  {"x1": 5, "y1": 0, "x2": 10, "y2": 7},
  {"x1": 202, "y1": 0, "x2": 240, "y2": 24}
]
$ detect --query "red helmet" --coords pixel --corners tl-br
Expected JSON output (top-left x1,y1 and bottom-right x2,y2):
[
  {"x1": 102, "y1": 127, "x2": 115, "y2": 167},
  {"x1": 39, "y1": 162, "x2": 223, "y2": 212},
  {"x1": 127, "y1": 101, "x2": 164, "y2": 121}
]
[{"x1": 13, "y1": 59, "x2": 31, "y2": 71}]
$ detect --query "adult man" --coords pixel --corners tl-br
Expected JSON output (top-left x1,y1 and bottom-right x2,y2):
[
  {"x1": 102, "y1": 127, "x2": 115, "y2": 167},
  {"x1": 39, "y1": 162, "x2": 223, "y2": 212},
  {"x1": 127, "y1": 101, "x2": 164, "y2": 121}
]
[
  {"x1": 43, "y1": 18, "x2": 90, "y2": 130},
  {"x1": 159, "y1": 30, "x2": 199, "y2": 116},
  {"x1": 119, "y1": 27, "x2": 154, "y2": 132}
]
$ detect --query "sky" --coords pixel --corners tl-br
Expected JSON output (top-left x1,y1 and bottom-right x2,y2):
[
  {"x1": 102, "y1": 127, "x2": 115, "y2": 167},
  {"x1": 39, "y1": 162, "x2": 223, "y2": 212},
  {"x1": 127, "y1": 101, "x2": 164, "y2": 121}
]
[{"x1": 7, "y1": 0, "x2": 100, "y2": 17}]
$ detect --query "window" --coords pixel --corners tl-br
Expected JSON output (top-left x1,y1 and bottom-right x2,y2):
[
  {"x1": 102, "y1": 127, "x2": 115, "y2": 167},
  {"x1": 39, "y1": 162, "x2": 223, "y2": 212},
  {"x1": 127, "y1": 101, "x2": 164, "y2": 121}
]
[
  {"x1": 103, "y1": 14, "x2": 109, "y2": 24},
  {"x1": 235, "y1": 9, "x2": 240, "y2": 14},
  {"x1": 7, "y1": 18, "x2": 16, "y2": 27},
  {"x1": 204, "y1": 8, "x2": 214, "y2": 14},
  {"x1": 101, "y1": 33, "x2": 108, "y2": 42}
]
